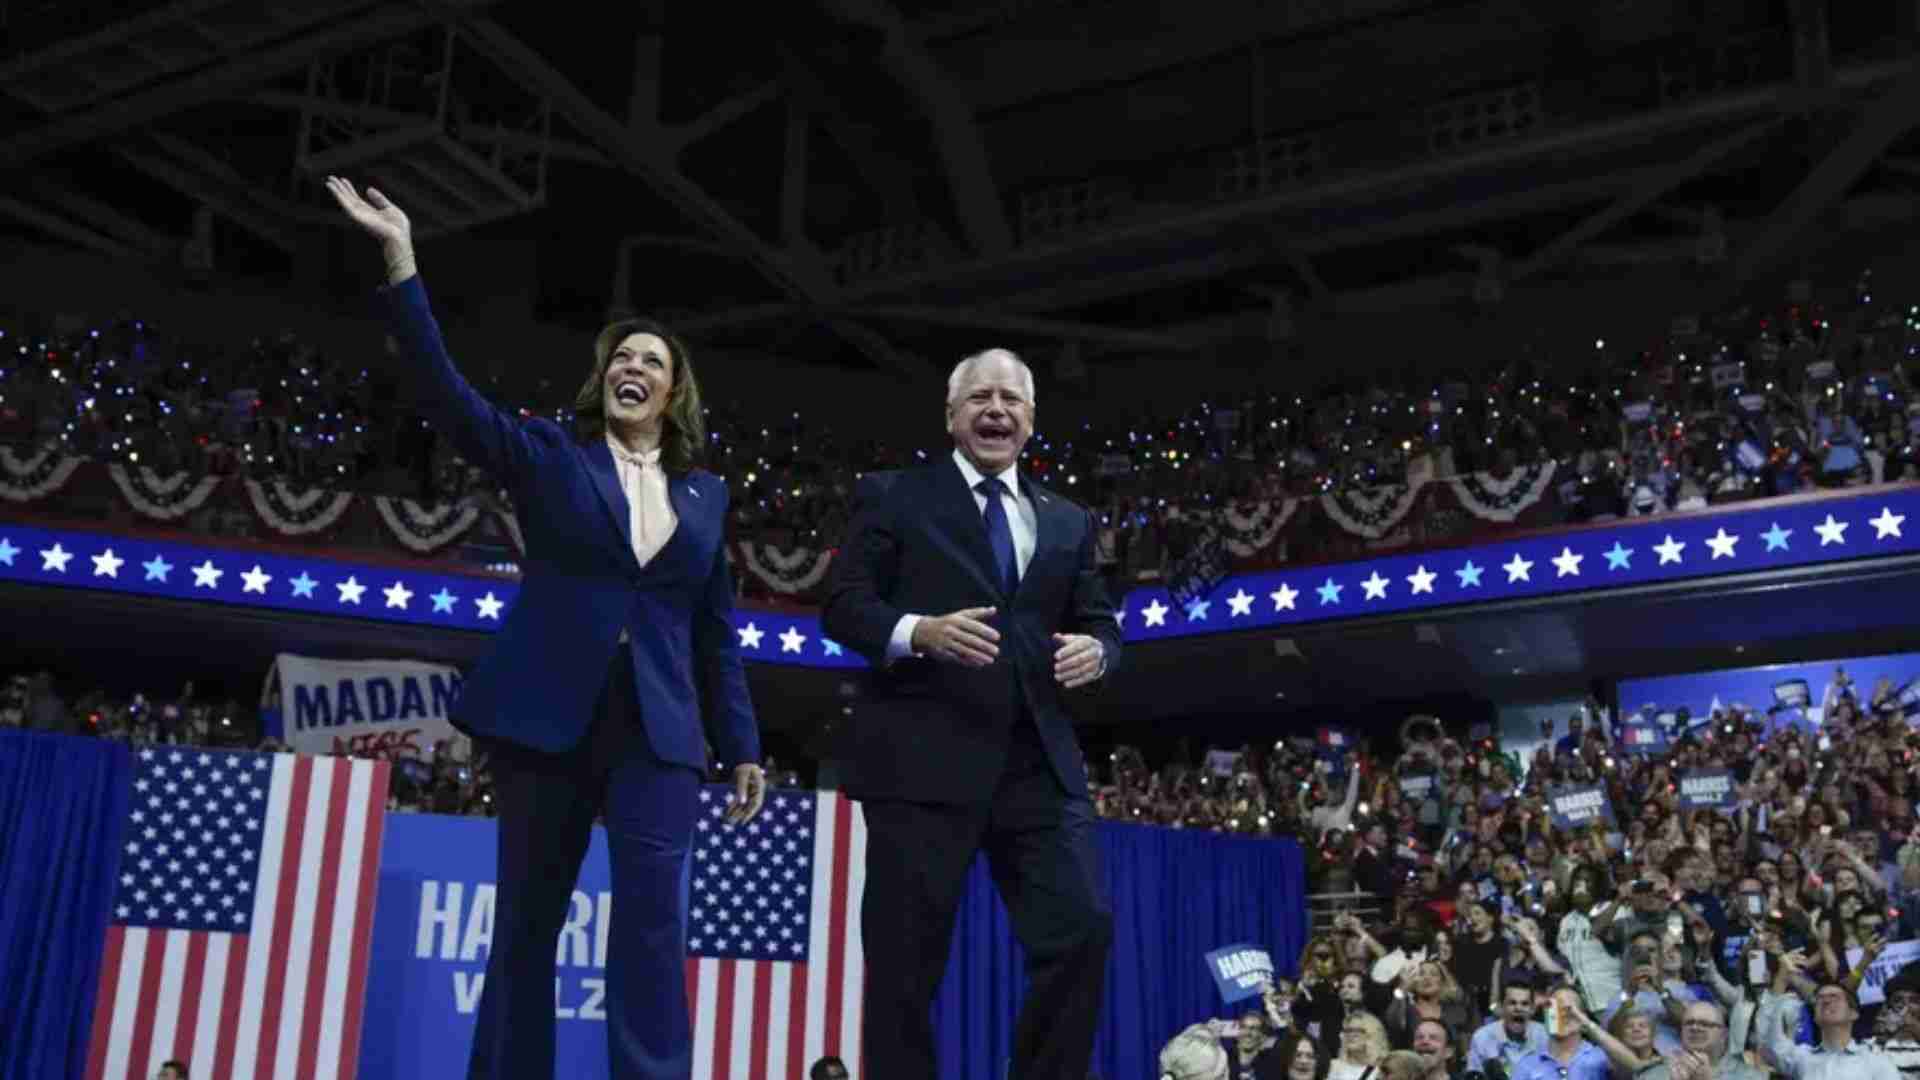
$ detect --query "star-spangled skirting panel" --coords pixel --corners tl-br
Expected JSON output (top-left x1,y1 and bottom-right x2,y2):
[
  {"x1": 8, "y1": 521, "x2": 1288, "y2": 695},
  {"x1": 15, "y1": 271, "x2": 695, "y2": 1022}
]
[
  {"x1": 1115, "y1": 485, "x2": 1920, "y2": 641},
  {"x1": 4, "y1": 485, "x2": 1919, "y2": 670},
  {"x1": 0, "y1": 520, "x2": 865, "y2": 670}
]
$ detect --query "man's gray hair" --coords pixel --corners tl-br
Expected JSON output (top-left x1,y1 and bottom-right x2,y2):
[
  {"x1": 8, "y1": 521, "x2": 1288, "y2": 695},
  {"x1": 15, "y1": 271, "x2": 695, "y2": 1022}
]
[
  {"x1": 946, "y1": 348, "x2": 1036, "y2": 408},
  {"x1": 1157, "y1": 1024, "x2": 1229, "y2": 1080}
]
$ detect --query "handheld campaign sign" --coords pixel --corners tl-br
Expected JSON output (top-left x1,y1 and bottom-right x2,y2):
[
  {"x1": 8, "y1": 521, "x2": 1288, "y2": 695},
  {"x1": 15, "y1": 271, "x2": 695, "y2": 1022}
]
[
  {"x1": 267, "y1": 652, "x2": 468, "y2": 760},
  {"x1": 1206, "y1": 749, "x2": 1243, "y2": 777},
  {"x1": 1620, "y1": 719, "x2": 1669, "y2": 754},
  {"x1": 1400, "y1": 773, "x2": 1437, "y2": 801},
  {"x1": 1317, "y1": 728, "x2": 1351, "y2": 752},
  {"x1": 1846, "y1": 940, "x2": 1920, "y2": 1005},
  {"x1": 1896, "y1": 678, "x2": 1920, "y2": 720},
  {"x1": 1548, "y1": 784, "x2": 1615, "y2": 830},
  {"x1": 1678, "y1": 769, "x2": 1736, "y2": 810},
  {"x1": 1773, "y1": 680, "x2": 1812, "y2": 710},
  {"x1": 1316, "y1": 727, "x2": 1356, "y2": 777},
  {"x1": 1206, "y1": 944, "x2": 1275, "y2": 1005}
]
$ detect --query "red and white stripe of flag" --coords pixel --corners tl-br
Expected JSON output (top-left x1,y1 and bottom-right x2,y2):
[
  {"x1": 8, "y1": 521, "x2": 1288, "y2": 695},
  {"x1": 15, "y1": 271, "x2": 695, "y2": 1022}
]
[
  {"x1": 687, "y1": 791, "x2": 866, "y2": 1080},
  {"x1": 85, "y1": 754, "x2": 387, "y2": 1080}
]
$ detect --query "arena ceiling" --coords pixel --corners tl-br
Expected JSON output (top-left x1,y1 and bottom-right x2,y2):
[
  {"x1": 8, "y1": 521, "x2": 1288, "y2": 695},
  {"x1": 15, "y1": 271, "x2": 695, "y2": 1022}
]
[{"x1": 1, "y1": 0, "x2": 1919, "y2": 386}]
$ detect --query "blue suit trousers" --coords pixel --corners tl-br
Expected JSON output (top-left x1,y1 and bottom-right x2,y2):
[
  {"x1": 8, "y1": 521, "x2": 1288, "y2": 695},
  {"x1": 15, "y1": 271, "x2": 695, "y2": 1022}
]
[{"x1": 466, "y1": 654, "x2": 701, "y2": 1080}]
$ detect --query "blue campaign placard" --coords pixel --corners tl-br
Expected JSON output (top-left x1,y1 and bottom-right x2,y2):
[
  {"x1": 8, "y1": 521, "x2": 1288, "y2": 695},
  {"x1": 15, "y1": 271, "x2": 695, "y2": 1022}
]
[
  {"x1": 1678, "y1": 768, "x2": 1737, "y2": 810},
  {"x1": 1205, "y1": 943, "x2": 1275, "y2": 1005},
  {"x1": 1618, "y1": 720, "x2": 1670, "y2": 755},
  {"x1": 1548, "y1": 784, "x2": 1615, "y2": 830}
]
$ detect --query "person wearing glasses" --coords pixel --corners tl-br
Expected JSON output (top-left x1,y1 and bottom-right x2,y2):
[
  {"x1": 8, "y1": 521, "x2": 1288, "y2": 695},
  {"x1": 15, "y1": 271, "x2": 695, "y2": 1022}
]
[
  {"x1": 1864, "y1": 976, "x2": 1920, "y2": 1080},
  {"x1": 1329, "y1": 1013, "x2": 1390, "y2": 1080},
  {"x1": 1635, "y1": 1002, "x2": 1765, "y2": 1080},
  {"x1": 1753, "y1": 961, "x2": 1902, "y2": 1080},
  {"x1": 1509, "y1": 987, "x2": 1611, "y2": 1080}
]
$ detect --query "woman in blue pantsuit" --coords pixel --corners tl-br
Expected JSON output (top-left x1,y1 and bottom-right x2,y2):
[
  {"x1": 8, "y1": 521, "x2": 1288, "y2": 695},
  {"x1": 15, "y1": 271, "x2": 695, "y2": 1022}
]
[{"x1": 326, "y1": 177, "x2": 764, "y2": 1080}]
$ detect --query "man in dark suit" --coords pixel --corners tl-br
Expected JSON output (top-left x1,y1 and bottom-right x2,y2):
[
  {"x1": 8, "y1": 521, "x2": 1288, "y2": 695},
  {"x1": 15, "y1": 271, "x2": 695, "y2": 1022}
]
[{"x1": 823, "y1": 347, "x2": 1123, "y2": 1078}]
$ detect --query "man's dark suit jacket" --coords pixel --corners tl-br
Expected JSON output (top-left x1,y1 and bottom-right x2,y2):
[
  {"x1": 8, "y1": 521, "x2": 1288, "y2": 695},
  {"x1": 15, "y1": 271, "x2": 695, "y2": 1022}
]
[{"x1": 822, "y1": 458, "x2": 1122, "y2": 804}]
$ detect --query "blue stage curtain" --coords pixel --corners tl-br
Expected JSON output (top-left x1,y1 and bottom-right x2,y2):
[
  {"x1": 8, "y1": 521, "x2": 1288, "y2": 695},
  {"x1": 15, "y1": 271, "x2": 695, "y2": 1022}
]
[
  {"x1": 934, "y1": 821, "x2": 1309, "y2": 1080},
  {"x1": 0, "y1": 731, "x2": 132, "y2": 1080}
]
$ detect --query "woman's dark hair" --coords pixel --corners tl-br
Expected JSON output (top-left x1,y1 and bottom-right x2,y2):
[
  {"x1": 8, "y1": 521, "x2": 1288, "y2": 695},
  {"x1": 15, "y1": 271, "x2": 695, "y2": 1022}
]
[
  {"x1": 573, "y1": 316, "x2": 705, "y2": 474},
  {"x1": 1274, "y1": 1031, "x2": 1329, "y2": 1080}
]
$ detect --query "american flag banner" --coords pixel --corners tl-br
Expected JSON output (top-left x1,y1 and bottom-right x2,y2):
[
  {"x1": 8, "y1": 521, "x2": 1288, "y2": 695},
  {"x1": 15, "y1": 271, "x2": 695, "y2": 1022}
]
[
  {"x1": 85, "y1": 749, "x2": 389, "y2": 1080},
  {"x1": 685, "y1": 787, "x2": 866, "y2": 1079}
]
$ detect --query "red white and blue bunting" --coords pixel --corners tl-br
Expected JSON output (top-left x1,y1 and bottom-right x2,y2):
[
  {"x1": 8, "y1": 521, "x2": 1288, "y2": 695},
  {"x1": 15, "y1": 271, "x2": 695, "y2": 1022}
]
[
  {"x1": 243, "y1": 478, "x2": 355, "y2": 537},
  {"x1": 0, "y1": 443, "x2": 83, "y2": 503},
  {"x1": 1448, "y1": 460, "x2": 1557, "y2": 523},
  {"x1": 735, "y1": 541, "x2": 834, "y2": 595},
  {"x1": 1320, "y1": 482, "x2": 1419, "y2": 540},
  {"x1": 371, "y1": 496, "x2": 482, "y2": 555},
  {"x1": 107, "y1": 463, "x2": 223, "y2": 521},
  {"x1": 1219, "y1": 498, "x2": 1298, "y2": 557}
]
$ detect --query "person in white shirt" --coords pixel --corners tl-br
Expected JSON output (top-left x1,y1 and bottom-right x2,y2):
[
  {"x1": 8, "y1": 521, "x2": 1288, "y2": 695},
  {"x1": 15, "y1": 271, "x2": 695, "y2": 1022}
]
[
  {"x1": 1558, "y1": 870, "x2": 1624, "y2": 1010},
  {"x1": 1866, "y1": 984, "x2": 1920, "y2": 1080},
  {"x1": 1307, "y1": 764, "x2": 1364, "y2": 838},
  {"x1": 1754, "y1": 964, "x2": 1903, "y2": 1080}
]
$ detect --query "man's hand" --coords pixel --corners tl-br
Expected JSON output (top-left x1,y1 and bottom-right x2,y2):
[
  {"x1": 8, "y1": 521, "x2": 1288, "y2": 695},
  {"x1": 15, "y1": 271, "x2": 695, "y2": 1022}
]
[
  {"x1": 911, "y1": 607, "x2": 999, "y2": 666},
  {"x1": 726, "y1": 763, "x2": 767, "y2": 825},
  {"x1": 1668, "y1": 1050, "x2": 1708, "y2": 1080},
  {"x1": 1780, "y1": 948, "x2": 1809, "y2": 982},
  {"x1": 1052, "y1": 633, "x2": 1105, "y2": 687}
]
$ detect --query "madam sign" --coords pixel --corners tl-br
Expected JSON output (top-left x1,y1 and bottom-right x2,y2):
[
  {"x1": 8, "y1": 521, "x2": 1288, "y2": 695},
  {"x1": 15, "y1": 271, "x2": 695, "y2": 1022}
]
[{"x1": 263, "y1": 652, "x2": 468, "y2": 759}]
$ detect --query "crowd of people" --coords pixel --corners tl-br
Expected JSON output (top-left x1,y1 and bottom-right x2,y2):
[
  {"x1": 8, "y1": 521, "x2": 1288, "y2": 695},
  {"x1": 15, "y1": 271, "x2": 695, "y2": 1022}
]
[
  {"x1": 5, "y1": 270, "x2": 1919, "y2": 581},
  {"x1": 18, "y1": 658, "x2": 1920, "y2": 1080},
  {"x1": 1154, "y1": 694, "x2": 1920, "y2": 1080}
]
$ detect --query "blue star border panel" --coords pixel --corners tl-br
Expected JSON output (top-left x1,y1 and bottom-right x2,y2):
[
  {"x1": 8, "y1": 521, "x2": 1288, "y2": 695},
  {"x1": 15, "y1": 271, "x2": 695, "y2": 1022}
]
[
  {"x1": 0, "y1": 520, "x2": 863, "y2": 669},
  {"x1": 4, "y1": 486, "x2": 1920, "y2": 668},
  {"x1": 1116, "y1": 487, "x2": 1920, "y2": 642}
]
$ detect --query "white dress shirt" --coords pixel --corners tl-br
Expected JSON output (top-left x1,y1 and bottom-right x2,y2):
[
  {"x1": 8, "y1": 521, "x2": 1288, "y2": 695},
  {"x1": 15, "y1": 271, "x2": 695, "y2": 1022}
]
[
  {"x1": 887, "y1": 450, "x2": 1037, "y2": 660},
  {"x1": 608, "y1": 435, "x2": 677, "y2": 645},
  {"x1": 1755, "y1": 993, "x2": 1904, "y2": 1080}
]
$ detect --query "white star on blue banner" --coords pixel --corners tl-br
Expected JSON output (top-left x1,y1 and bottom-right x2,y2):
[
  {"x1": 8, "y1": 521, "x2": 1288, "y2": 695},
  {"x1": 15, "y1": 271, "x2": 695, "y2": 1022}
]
[{"x1": 5, "y1": 486, "x2": 1920, "y2": 670}]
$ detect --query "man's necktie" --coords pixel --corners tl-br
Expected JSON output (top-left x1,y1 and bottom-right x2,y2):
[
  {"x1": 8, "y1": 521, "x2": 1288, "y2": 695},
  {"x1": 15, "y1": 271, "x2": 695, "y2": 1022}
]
[{"x1": 976, "y1": 477, "x2": 1019, "y2": 596}]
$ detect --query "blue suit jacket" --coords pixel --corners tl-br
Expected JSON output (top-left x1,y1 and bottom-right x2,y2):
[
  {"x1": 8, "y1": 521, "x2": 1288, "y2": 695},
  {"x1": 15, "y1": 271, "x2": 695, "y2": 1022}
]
[
  {"x1": 821, "y1": 461, "x2": 1121, "y2": 804},
  {"x1": 376, "y1": 274, "x2": 758, "y2": 771}
]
